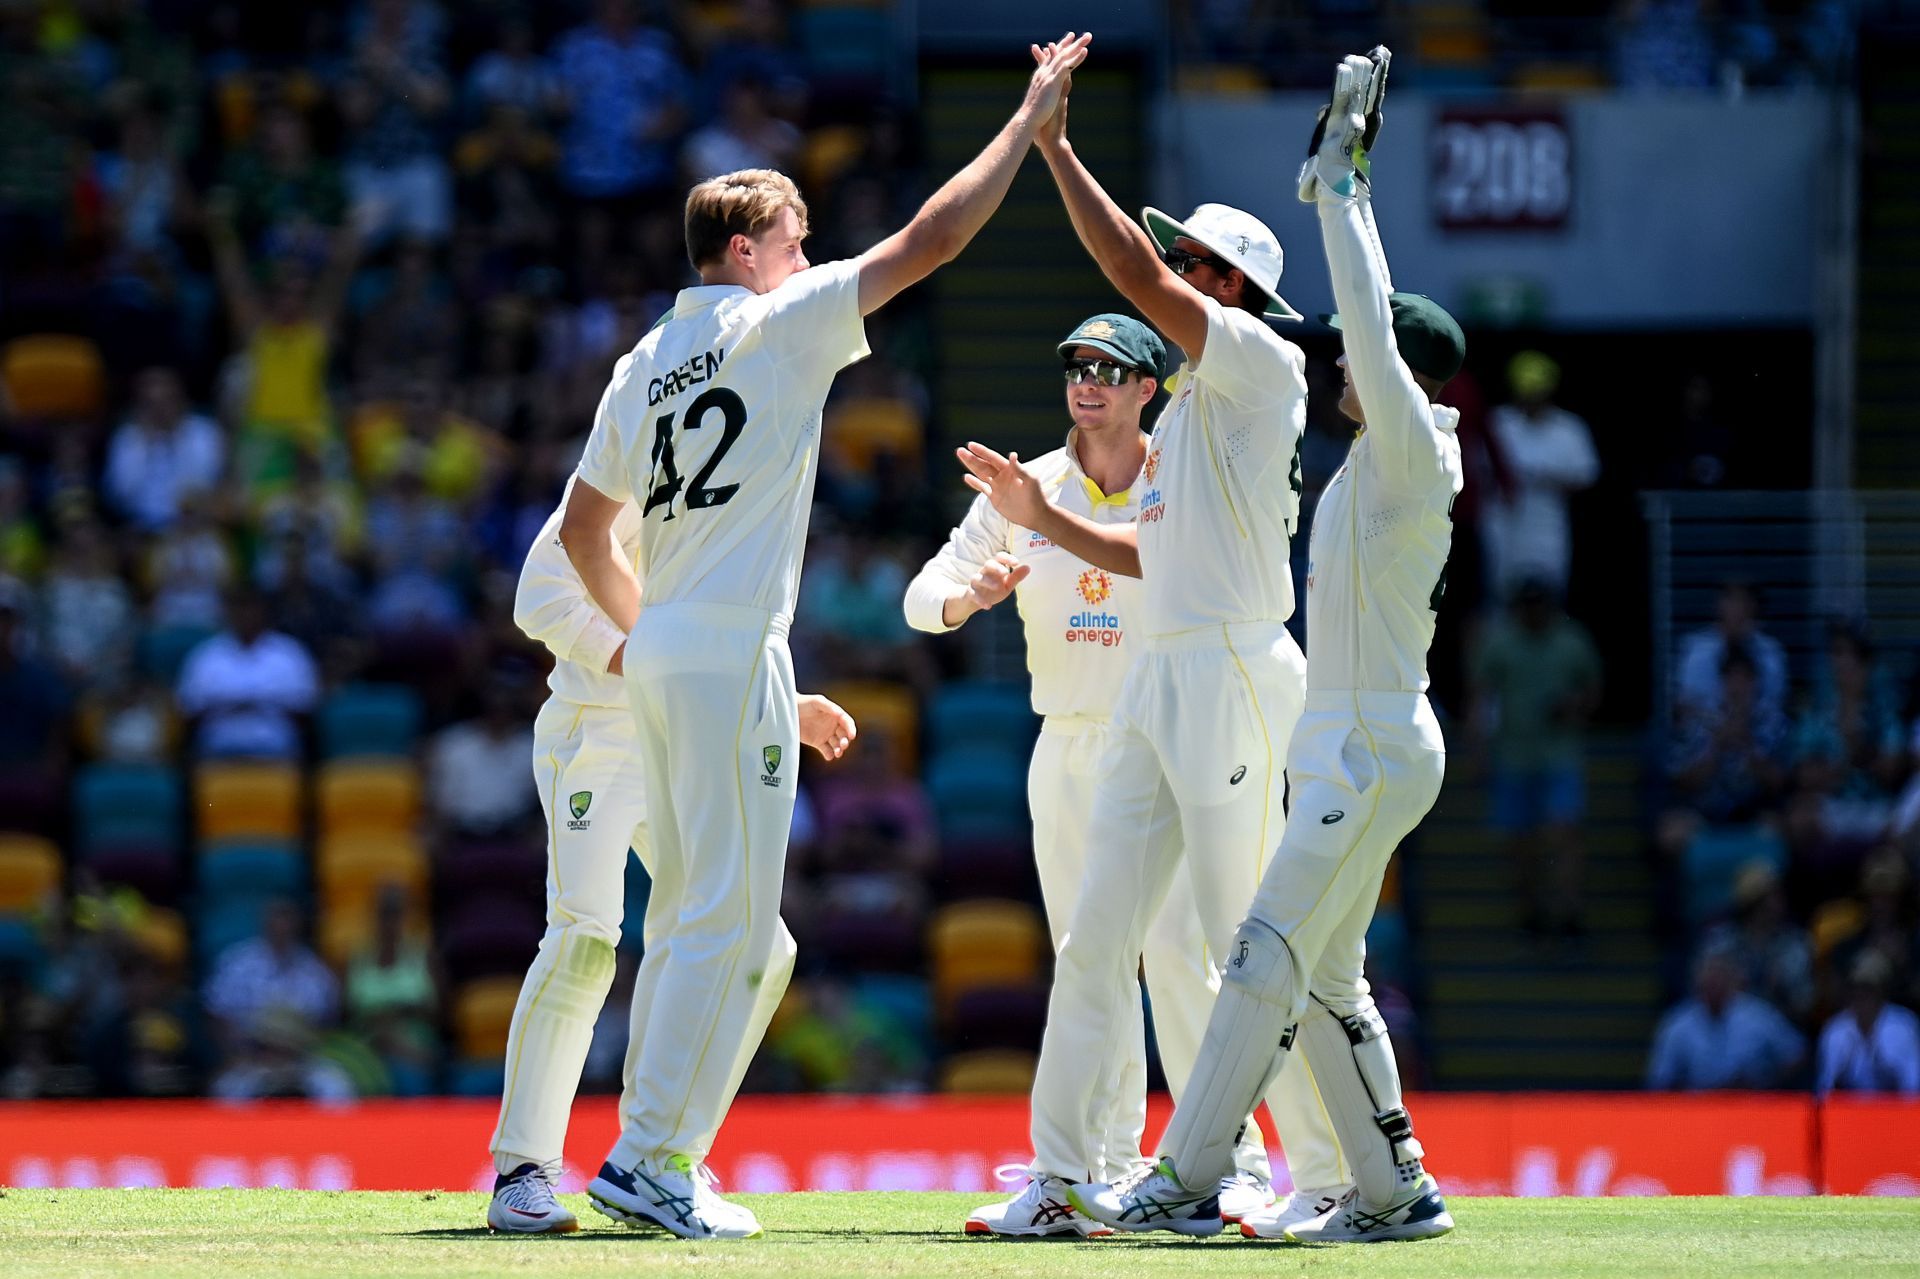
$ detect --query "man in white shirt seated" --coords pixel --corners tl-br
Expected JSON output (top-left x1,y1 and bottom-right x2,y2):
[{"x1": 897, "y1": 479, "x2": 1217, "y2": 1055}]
[
  {"x1": 175, "y1": 587, "x2": 320, "y2": 760},
  {"x1": 104, "y1": 366, "x2": 226, "y2": 533},
  {"x1": 1816, "y1": 949, "x2": 1920, "y2": 1096}
]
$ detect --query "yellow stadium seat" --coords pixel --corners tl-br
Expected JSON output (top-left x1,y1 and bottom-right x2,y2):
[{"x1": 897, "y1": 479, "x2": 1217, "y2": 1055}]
[
  {"x1": 132, "y1": 906, "x2": 189, "y2": 969},
  {"x1": 0, "y1": 833, "x2": 61, "y2": 912},
  {"x1": 316, "y1": 833, "x2": 429, "y2": 916},
  {"x1": 1172, "y1": 64, "x2": 1267, "y2": 94},
  {"x1": 315, "y1": 899, "x2": 431, "y2": 968},
  {"x1": 1, "y1": 334, "x2": 105, "y2": 420},
  {"x1": 195, "y1": 762, "x2": 303, "y2": 843},
  {"x1": 938, "y1": 1049, "x2": 1037, "y2": 1094},
  {"x1": 453, "y1": 976, "x2": 524, "y2": 1058},
  {"x1": 823, "y1": 397, "x2": 923, "y2": 473},
  {"x1": 928, "y1": 899, "x2": 1044, "y2": 1017},
  {"x1": 801, "y1": 125, "x2": 868, "y2": 194},
  {"x1": 818, "y1": 680, "x2": 918, "y2": 774},
  {"x1": 317, "y1": 761, "x2": 420, "y2": 837}
]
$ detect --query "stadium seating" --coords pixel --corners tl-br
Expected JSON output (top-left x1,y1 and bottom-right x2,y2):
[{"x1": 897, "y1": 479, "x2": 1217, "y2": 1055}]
[
  {"x1": 440, "y1": 895, "x2": 545, "y2": 982},
  {"x1": 137, "y1": 624, "x2": 218, "y2": 683},
  {"x1": 193, "y1": 762, "x2": 302, "y2": 844},
  {"x1": 197, "y1": 841, "x2": 307, "y2": 901},
  {"x1": 82, "y1": 842, "x2": 181, "y2": 904},
  {"x1": 0, "y1": 334, "x2": 105, "y2": 421},
  {"x1": 195, "y1": 893, "x2": 276, "y2": 965},
  {"x1": 316, "y1": 761, "x2": 420, "y2": 838},
  {"x1": 946, "y1": 983, "x2": 1048, "y2": 1053},
  {"x1": 1682, "y1": 825, "x2": 1787, "y2": 925},
  {"x1": 72, "y1": 764, "x2": 181, "y2": 856},
  {"x1": 452, "y1": 976, "x2": 523, "y2": 1058},
  {"x1": 0, "y1": 833, "x2": 61, "y2": 912},
  {"x1": 318, "y1": 684, "x2": 424, "y2": 760},
  {"x1": 818, "y1": 680, "x2": 920, "y2": 774},
  {"x1": 925, "y1": 682, "x2": 1036, "y2": 759},
  {"x1": 316, "y1": 833, "x2": 430, "y2": 916},
  {"x1": 928, "y1": 748, "x2": 1030, "y2": 841},
  {"x1": 937, "y1": 1048, "x2": 1037, "y2": 1093},
  {"x1": 927, "y1": 899, "x2": 1044, "y2": 1018},
  {"x1": 933, "y1": 833, "x2": 1035, "y2": 901},
  {"x1": 823, "y1": 398, "x2": 924, "y2": 473}
]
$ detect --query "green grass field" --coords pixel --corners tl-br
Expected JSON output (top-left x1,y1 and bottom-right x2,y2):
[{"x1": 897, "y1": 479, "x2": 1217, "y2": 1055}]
[{"x1": 3, "y1": 1190, "x2": 1919, "y2": 1279}]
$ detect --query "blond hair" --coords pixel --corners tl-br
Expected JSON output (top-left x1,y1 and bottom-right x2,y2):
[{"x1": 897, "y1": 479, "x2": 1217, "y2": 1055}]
[{"x1": 684, "y1": 169, "x2": 810, "y2": 270}]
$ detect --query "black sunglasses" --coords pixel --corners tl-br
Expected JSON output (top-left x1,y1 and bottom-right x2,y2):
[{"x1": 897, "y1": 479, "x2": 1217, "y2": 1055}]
[
  {"x1": 1162, "y1": 246, "x2": 1234, "y2": 277},
  {"x1": 1063, "y1": 358, "x2": 1139, "y2": 387}
]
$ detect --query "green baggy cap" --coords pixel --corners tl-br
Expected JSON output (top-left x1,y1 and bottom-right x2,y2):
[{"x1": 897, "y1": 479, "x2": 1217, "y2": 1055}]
[
  {"x1": 1321, "y1": 292, "x2": 1466, "y2": 384},
  {"x1": 1057, "y1": 313, "x2": 1168, "y2": 382}
]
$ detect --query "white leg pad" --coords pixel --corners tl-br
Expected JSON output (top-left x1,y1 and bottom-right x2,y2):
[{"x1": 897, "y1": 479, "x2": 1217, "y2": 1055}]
[
  {"x1": 1293, "y1": 999, "x2": 1426, "y2": 1205},
  {"x1": 491, "y1": 926, "x2": 620, "y2": 1170},
  {"x1": 1158, "y1": 918, "x2": 1301, "y2": 1190}
]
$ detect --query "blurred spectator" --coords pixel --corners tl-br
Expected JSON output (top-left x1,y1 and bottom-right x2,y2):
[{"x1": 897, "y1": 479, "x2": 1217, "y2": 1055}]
[
  {"x1": 759, "y1": 978, "x2": 927, "y2": 1092},
  {"x1": 1663, "y1": 646, "x2": 1790, "y2": 839},
  {"x1": 1471, "y1": 578, "x2": 1602, "y2": 934},
  {"x1": 87, "y1": 676, "x2": 179, "y2": 765},
  {"x1": 362, "y1": 466, "x2": 468, "y2": 634},
  {"x1": 1481, "y1": 352, "x2": 1597, "y2": 602},
  {"x1": 1786, "y1": 623, "x2": 1906, "y2": 868},
  {"x1": 552, "y1": 0, "x2": 688, "y2": 208},
  {"x1": 1819, "y1": 851, "x2": 1917, "y2": 1012},
  {"x1": 103, "y1": 367, "x2": 226, "y2": 533},
  {"x1": 1647, "y1": 942, "x2": 1804, "y2": 1090},
  {"x1": 695, "y1": 0, "x2": 807, "y2": 123},
  {"x1": 337, "y1": 0, "x2": 452, "y2": 245},
  {"x1": 683, "y1": 76, "x2": 801, "y2": 183},
  {"x1": 93, "y1": 97, "x2": 189, "y2": 263},
  {"x1": 218, "y1": 100, "x2": 347, "y2": 256},
  {"x1": 1700, "y1": 861, "x2": 1816, "y2": 1023},
  {"x1": 175, "y1": 587, "x2": 319, "y2": 760},
  {"x1": 352, "y1": 238, "x2": 461, "y2": 380},
  {"x1": 41, "y1": 522, "x2": 137, "y2": 681},
  {"x1": 352, "y1": 376, "x2": 500, "y2": 508},
  {"x1": 205, "y1": 899, "x2": 350, "y2": 1100},
  {"x1": 463, "y1": 14, "x2": 563, "y2": 122},
  {"x1": 1815, "y1": 950, "x2": 1920, "y2": 1096},
  {"x1": 145, "y1": 499, "x2": 235, "y2": 629},
  {"x1": 1614, "y1": 0, "x2": 1717, "y2": 90},
  {"x1": 0, "y1": 461, "x2": 45, "y2": 582},
  {"x1": 427, "y1": 686, "x2": 537, "y2": 837},
  {"x1": 800, "y1": 531, "x2": 922, "y2": 683},
  {"x1": 1676, "y1": 581, "x2": 1789, "y2": 726},
  {"x1": 0, "y1": 580, "x2": 71, "y2": 834},
  {"x1": 808, "y1": 725, "x2": 935, "y2": 954},
  {"x1": 1655, "y1": 374, "x2": 1734, "y2": 489},
  {"x1": 344, "y1": 886, "x2": 440, "y2": 1095}
]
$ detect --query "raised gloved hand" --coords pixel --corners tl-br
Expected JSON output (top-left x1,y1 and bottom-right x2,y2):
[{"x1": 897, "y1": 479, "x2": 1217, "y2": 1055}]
[{"x1": 1298, "y1": 45, "x2": 1390, "y2": 203}]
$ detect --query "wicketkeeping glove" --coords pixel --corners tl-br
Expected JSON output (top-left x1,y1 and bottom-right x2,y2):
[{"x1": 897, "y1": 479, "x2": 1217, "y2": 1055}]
[{"x1": 1298, "y1": 45, "x2": 1391, "y2": 203}]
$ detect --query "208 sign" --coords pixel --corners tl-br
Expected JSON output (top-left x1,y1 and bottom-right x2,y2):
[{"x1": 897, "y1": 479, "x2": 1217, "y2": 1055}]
[{"x1": 1430, "y1": 107, "x2": 1572, "y2": 230}]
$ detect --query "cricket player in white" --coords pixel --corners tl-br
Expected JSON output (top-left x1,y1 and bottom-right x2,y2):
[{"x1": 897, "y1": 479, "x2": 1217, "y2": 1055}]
[
  {"x1": 955, "y1": 41, "x2": 1353, "y2": 1236},
  {"x1": 1072, "y1": 48, "x2": 1462, "y2": 1243},
  {"x1": 485, "y1": 477, "x2": 857, "y2": 1234},
  {"x1": 915, "y1": 317, "x2": 1342, "y2": 1234},
  {"x1": 554, "y1": 35, "x2": 1093, "y2": 1238}
]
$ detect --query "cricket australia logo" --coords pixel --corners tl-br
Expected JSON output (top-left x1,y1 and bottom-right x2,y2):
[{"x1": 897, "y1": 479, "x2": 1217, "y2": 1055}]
[
  {"x1": 1076, "y1": 568, "x2": 1113, "y2": 607},
  {"x1": 761, "y1": 744, "x2": 783, "y2": 788},
  {"x1": 1081, "y1": 319, "x2": 1116, "y2": 340},
  {"x1": 567, "y1": 791, "x2": 593, "y2": 831}
]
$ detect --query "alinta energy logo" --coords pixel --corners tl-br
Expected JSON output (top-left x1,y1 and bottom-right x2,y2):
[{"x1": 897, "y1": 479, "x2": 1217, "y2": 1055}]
[
  {"x1": 1143, "y1": 448, "x2": 1161, "y2": 484},
  {"x1": 1067, "y1": 568, "x2": 1122, "y2": 648}
]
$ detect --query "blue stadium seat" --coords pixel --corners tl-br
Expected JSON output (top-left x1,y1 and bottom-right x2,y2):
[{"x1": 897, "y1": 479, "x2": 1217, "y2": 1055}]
[
  {"x1": 928, "y1": 747, "x2": 1030, "y2": 839},
  {"x1": 198, "y1": 841, "x2": 307, "y2": 901},
  {"x1": 72, "y1": 764, "x2": 182, "y2": 856},
  {"x1": 138, "y1": 623, "x2": 217, "y2": 682},
  {"x1": 1683, "y1": 825, "x2": 1787, "y2": 925},
  {"x1": 444, "y1": 1058, "x2": 506, "y2": 1097},
  {"x1": 926, "y1": 682, "x2": 1037, "y2": 760},
  {"x1": 318, "y1": 684, "x2": 424, "y2": 760},
  {"x1": 194, "y1": 893, "x2": 276, "y2": 965},
  {"x1": 0, "y1": 915, "x2": 44, "y2": 977},
  {"x1": 1366, "y1": 907, "x2": 1412, "y2": 987},
  {"x1": 853, "y1": 973, "x2": 934, "y2": 1045}
]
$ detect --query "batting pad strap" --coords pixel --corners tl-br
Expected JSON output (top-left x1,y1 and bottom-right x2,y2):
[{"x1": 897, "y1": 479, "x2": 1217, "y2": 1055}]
[{"x1": 1295, "y1": 1001, "x2": 1424, "y2": 1206}]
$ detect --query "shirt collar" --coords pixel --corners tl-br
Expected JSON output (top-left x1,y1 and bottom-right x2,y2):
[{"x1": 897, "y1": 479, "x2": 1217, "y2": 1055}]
[
  {"x1": 1062, "y1": 427, "x2": 1148, "y2": 509},
  {"x1": 673, "y1": 284, "x2": 752, "y2": 315}
]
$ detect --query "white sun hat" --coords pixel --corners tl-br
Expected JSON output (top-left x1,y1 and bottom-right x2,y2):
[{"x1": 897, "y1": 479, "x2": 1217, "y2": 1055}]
[{"x1": 1140, "y1": 202, "x2": 1301, "y2": 321}]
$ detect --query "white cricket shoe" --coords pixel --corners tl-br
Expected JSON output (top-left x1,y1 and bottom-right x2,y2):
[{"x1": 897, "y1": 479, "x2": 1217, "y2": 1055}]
[
  {"x1": 587, "y1": 1154, "x2": 762, "y2": 1239},
  {"x1": 965, "y1": 1169, "x2": 1113, "y2": 1238},
  {"x1": 1282, "y1": 1175, "x2": 1453, "y2": 1243},
  {"x1": 487, "y1": 1161, "x2": 579, "y2": 1234},
  {"x1": 1238, "y1": 1184, "x2": 1356, "y2": 1239},
  {"x1": 1066, "y1": 1158, "x2": 1223, "y2": 1237},
  {"x1": 1216, "y1": 1170, "x2": 1277, "y2": 1223}
]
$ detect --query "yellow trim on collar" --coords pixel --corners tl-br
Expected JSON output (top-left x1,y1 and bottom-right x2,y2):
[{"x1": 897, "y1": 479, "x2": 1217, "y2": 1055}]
[{"x1": 1080, "y1": 475, "x2": 1130, "y2": 511}]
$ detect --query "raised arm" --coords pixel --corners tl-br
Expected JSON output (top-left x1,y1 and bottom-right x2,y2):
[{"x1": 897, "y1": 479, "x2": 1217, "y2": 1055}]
[
  {"x1": 205, "y1": 191, "x2": 262, "y2": 337},
  {"x1": 513, "y1": 514, "x2": 630, "y2": 677},
  {"x1": 1033, "y1": 60, "x2": 1210, "y2": 358},
  {"x1": 1306, "y1": 52, "x2": 1449, "y2": 490},
  {"x1": 957, "y1": 443, "x2": 1140, "y2": 578},
  {"x1": 855, "y1": 33, "x2": 1090, "y2": 316}
]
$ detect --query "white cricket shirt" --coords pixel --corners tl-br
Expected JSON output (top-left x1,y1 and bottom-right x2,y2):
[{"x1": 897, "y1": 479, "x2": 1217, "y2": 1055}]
[
  {"x1": 1135, "y1": 299, "x2": 1307, "y2": 635},
  {"x1": 904, "y1": 432, "x2": 1145, "y2": 720},
  {"x1": 574, "y1": 260, "x2": 870, "y2": 621},
  {"x1": 514, "y1": 476, "x2": 646, "y2": 709},
  {"x1": 1304, "y1": 189, "x2": 1464, "y2": 694}
]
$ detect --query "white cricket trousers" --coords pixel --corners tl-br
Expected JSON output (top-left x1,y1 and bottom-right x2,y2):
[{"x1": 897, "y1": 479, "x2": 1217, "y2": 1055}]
[
  {"x1": 489, "y1": 697, "x2": 797, "y2": 1173},
  {"x1": 1245, "y1": 691, "x2": 1446, "y2": 1020},
  {"x1": 1031, "y1": 717, "x2": 1269, "y2": 1184},
  {"x1": 610, "y1": 602, "x2": 800, "y2": 1170},
  {"x1": 1029, "y1": 623, "x2": 1347, "y2": 1189}
]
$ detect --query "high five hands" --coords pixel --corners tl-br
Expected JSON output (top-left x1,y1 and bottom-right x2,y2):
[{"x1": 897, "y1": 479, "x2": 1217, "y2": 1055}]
[{"x1": 1021, "y1": 32, "x2": 1091, "y2": 137}]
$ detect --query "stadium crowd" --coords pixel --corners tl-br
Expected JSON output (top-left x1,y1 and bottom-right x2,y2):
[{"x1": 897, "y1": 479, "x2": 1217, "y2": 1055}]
[{"x1": 0, "y1": 0, "x2": 1912, "y2": 1108}]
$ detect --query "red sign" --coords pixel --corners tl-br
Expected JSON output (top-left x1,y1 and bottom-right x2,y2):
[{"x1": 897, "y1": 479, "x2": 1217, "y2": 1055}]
[
  {"x1": 0, "y1": 1093, "x2": 1907, "y2": 1196},
  {"x1": 1431, "y1": 107, "x2": 1573, "y2": 230}
]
